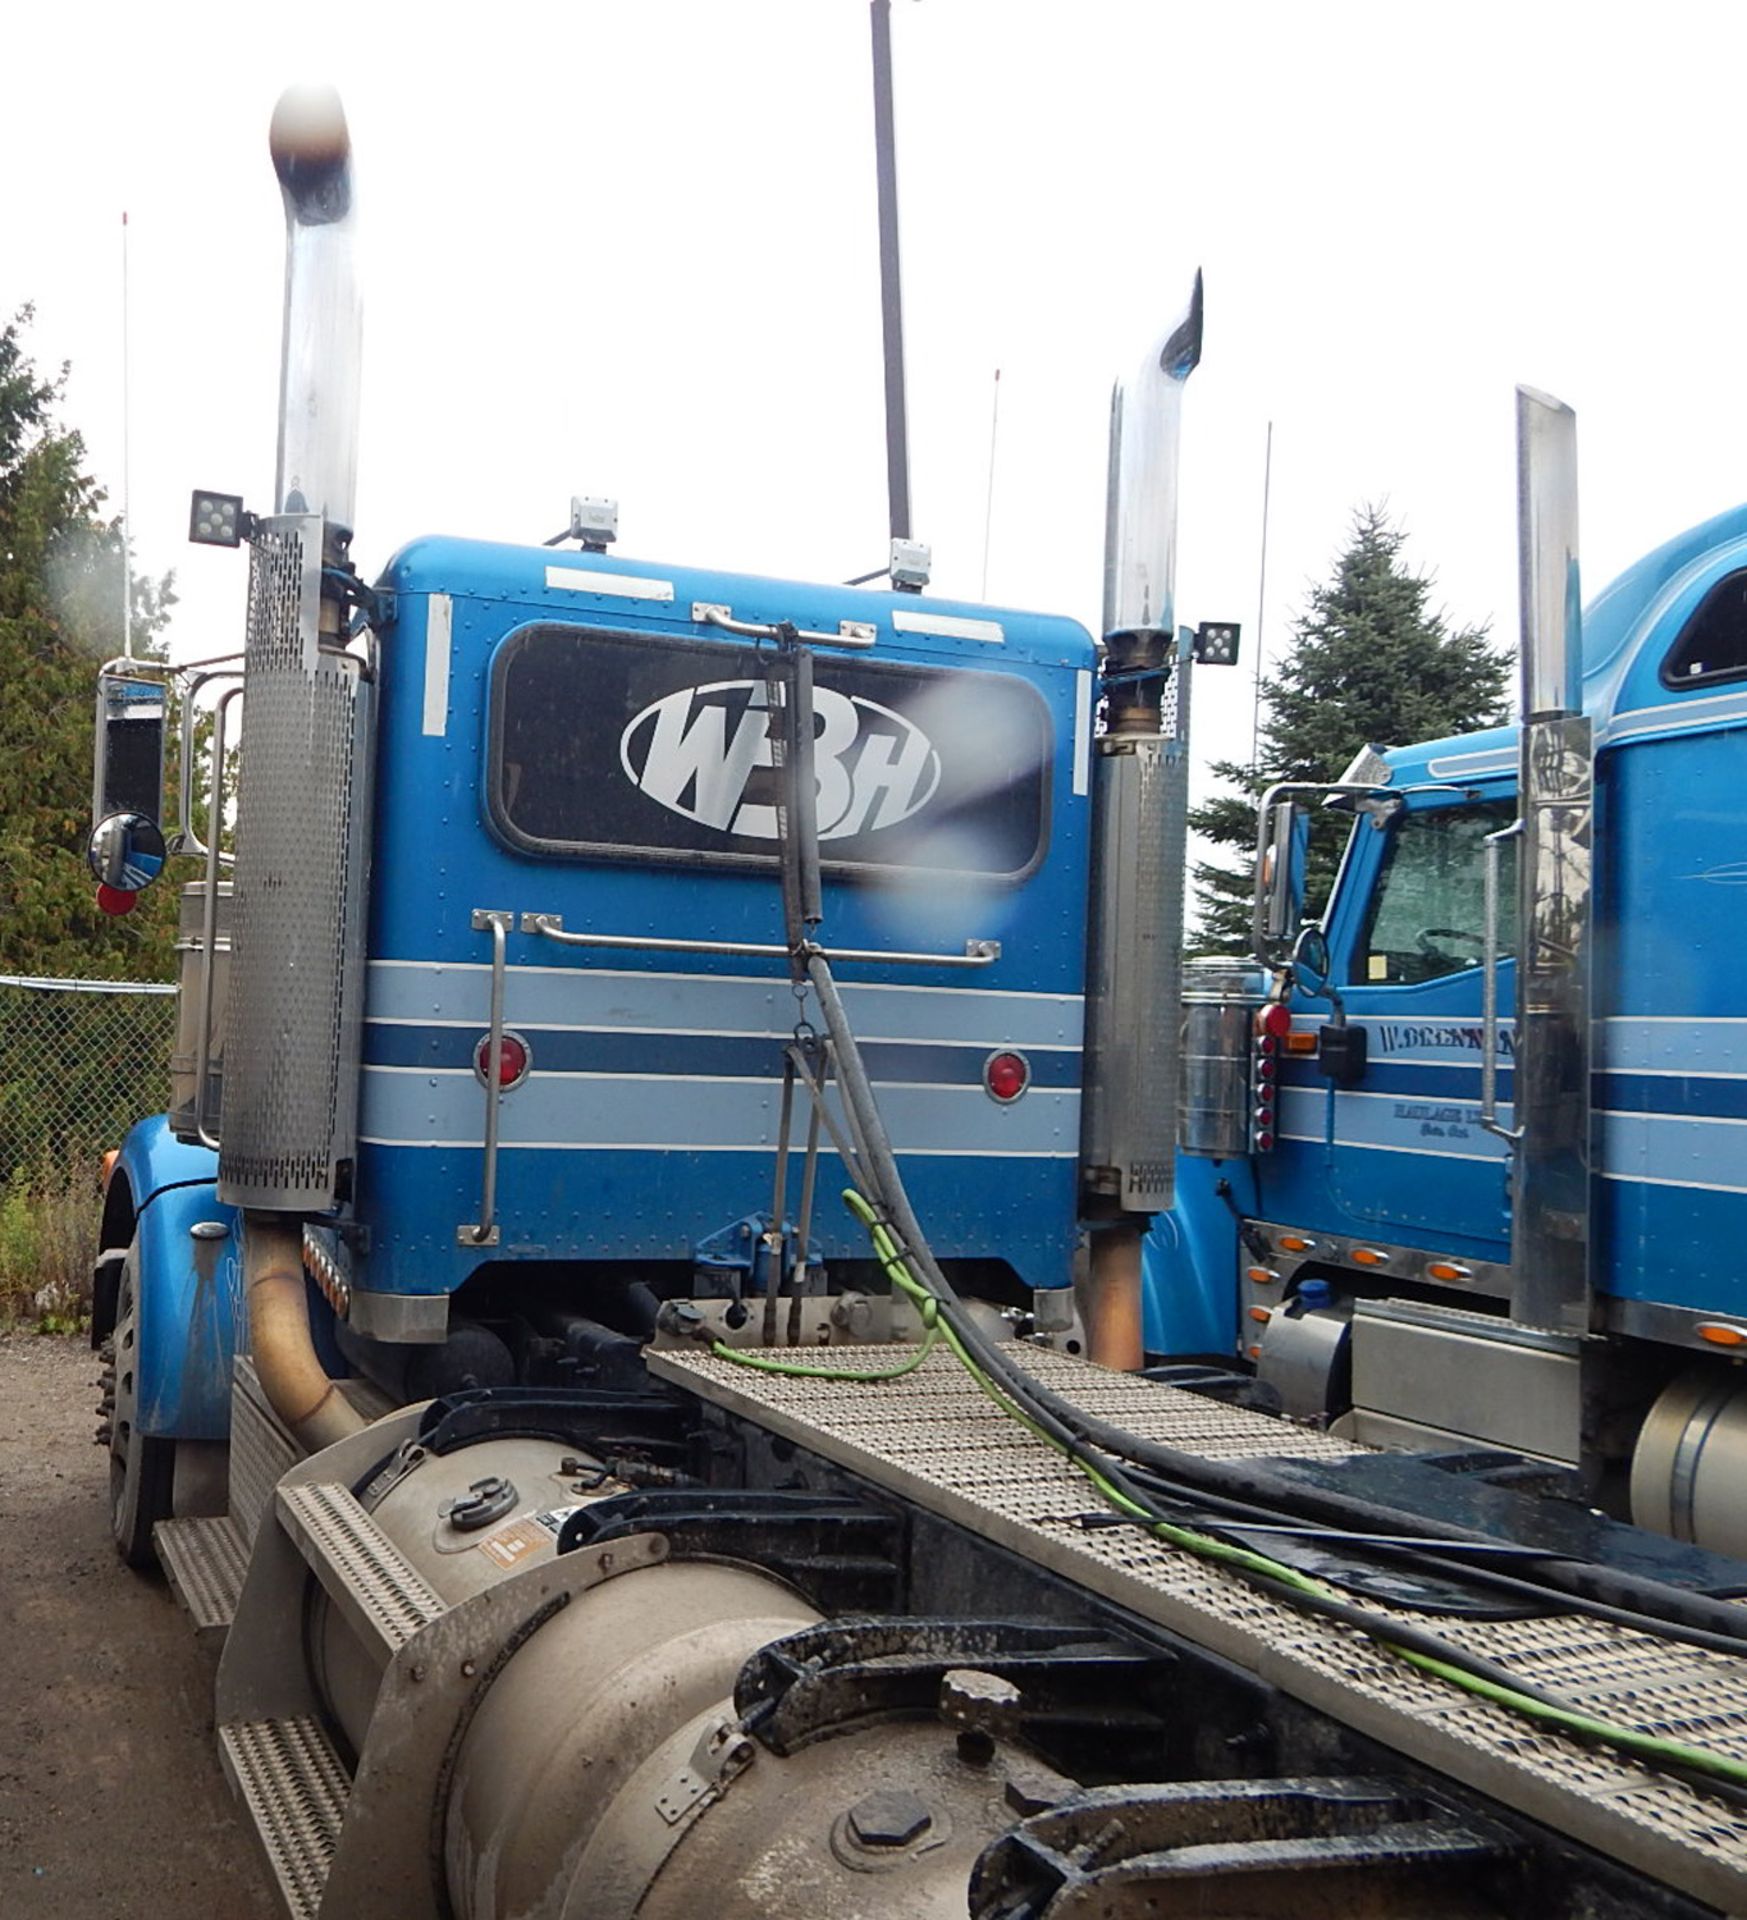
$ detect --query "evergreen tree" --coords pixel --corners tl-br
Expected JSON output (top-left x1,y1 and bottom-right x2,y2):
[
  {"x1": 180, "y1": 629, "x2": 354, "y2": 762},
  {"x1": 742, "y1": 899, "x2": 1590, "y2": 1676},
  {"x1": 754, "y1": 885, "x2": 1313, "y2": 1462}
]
[
  {"x1": 0, "y1": 308, "x2": 178, "y2": 980},
  {"x1": 1190, "y1": 506, "x2": 1508, "y2": 950}
]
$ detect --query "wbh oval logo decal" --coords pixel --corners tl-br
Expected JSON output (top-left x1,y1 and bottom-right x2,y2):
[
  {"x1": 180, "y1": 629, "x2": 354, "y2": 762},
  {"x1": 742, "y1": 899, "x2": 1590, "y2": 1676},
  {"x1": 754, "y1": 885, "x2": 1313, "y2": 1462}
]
[{"x1": 619, "y1": 679, "x2": 941, "y2": 841}]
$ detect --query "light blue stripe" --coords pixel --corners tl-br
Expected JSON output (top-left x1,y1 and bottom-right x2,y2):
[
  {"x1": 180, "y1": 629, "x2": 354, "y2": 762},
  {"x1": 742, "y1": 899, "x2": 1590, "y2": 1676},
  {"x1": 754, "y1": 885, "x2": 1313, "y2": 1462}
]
[
  {"x1": 359, "y1": 1066, "x2": 1079, "y2": 1155},
  {"x1": 1596, "y1": 1019, "x2": 1747, "y2": 1076},
  {"x1": 365, "y1": 959, "x2": 1083, "y2": 1049},
  {"x1": 1277, "y1": 1086, "x2": 1511, "y2": 1164},
  {"x1": 1598, "y1": 1110, "x2": 1747, "y2": 1193}
]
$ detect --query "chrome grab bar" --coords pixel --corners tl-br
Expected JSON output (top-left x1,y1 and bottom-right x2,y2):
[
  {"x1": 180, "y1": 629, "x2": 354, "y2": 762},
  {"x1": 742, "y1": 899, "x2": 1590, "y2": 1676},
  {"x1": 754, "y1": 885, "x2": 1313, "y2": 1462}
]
[
  {"x1": 459, "y1": 910, "x2": 514, "y2": 1247},
  {"x1": 192, "y1": 685, "x2": 244, "y2": 1151},
  {"x1": 692, "y1": 602, "x2": 877, "y2": 649},
  {"x1": 172, "y1": 668, "x2": 243, "y2": 860},
  {"x1": 1480, "y1": 818, "x2": 1524, "y2": 1143},
  {"x1": 520, "y1": 913, "x2": 999, "y2": 969}
]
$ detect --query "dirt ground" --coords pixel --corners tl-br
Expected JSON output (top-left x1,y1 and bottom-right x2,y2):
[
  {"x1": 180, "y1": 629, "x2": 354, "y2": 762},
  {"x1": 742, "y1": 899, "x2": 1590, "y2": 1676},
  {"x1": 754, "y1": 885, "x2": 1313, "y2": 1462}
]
[{"x1": 0, "y1": 1333, "x2": 275, "y2": 1919}]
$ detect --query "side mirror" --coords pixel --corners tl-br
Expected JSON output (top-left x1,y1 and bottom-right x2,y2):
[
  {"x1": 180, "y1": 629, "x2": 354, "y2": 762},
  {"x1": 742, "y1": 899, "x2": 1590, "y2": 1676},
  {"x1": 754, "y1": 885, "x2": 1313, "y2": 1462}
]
[
  {"x1": 93, "y1": 672, "x2": 166, "y2": 826},
  {"x1": 1260, "y1": 799, "x2": 1308, "y2": 949},
  {"x1": 1291, "y1": 924, "x2": 1331, "y2": 998},
  {"x1": 87, "y1": 812, "x2": 167, "y2": 894}
]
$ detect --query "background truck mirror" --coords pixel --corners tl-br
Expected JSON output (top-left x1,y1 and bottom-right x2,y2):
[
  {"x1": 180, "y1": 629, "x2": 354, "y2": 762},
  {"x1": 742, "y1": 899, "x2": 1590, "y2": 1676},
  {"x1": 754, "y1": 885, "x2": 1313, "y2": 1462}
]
[
  {"x1": 93, "y1": 672, "x2": 166, "y2": 828},
  {"x1": 1261, "y1": 799, "x2": 1307, "y2": 947}
]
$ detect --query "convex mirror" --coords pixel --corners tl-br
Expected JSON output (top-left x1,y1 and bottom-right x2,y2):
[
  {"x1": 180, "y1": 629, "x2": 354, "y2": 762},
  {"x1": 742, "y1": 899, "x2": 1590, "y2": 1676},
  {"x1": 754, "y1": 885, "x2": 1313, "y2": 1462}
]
[
  {"x1": 88, "y1": 812, "x2": 167, "y2": 894},
  {"x1": 1291, "y1": 923, "x2": 1332, "y2": 999}
]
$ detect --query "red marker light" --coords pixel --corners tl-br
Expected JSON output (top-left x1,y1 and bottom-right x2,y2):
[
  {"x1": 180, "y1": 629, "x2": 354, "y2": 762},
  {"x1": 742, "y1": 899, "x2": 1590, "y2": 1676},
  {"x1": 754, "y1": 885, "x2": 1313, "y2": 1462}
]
[
  {"x1": 97, "y1": 885, "x2": 138, "y2": 917},
  {"x1": 1259, "y1": 1003, "x2": 1292, "y2": 1039},
  {"x1": 984, "y1": 1050, "x2": 1030, "y2": 1104},
  {"x1": 473, "y1": 1030, "x2": 531, "y2": 1090}
]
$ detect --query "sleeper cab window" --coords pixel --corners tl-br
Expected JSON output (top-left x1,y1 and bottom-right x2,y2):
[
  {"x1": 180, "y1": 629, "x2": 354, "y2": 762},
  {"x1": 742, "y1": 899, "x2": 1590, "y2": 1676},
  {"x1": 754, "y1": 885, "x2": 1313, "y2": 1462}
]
[
  {"x1": 1661, "y1": 568, "x2": 1747, "y2": 688},
  {"x1": 486, "y1": 623, "x2": 1053, "y2": 883}
]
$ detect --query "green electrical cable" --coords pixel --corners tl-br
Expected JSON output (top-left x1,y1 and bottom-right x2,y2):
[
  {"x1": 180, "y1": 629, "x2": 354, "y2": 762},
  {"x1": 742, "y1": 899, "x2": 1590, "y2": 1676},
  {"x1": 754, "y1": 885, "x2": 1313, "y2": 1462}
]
[
  {"x1": 837, "y1": 1188, "x2": 1747, "y2": 1792},
  {"x1": 708, "y1": 1248, "x2": 941, "y2": 1382}
]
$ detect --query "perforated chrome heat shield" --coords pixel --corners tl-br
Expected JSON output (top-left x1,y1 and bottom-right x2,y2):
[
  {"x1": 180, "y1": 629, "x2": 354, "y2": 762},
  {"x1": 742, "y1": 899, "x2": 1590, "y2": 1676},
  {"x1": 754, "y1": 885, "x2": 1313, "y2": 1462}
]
[
  {"x1": 218, "y1": 515, "x2": 374, "y2": 1212},
  {"x1": 652, "y1": 1343, "x2": 1747, "y2": 1914},
  {"x1": 1079, "y1": 653, "x2": 1190, "y2": 1214}
]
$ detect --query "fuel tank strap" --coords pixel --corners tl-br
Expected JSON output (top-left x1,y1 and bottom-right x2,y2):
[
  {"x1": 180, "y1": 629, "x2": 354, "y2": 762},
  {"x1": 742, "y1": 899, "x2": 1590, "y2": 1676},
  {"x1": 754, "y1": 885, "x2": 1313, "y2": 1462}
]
[{"x1": 649, "y1": 1343, "x2": 1747, "y2": 1914}]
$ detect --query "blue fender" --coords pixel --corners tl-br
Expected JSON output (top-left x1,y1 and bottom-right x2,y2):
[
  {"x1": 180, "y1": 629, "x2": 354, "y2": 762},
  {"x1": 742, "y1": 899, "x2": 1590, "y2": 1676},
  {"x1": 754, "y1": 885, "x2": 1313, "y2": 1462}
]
[
  {"x1": 1142, "y1": 1154, "x2": 1249, "y2": 1359},
  {"x1": 112, "y1": 1116, "x2": 244, "y2": 1440}
]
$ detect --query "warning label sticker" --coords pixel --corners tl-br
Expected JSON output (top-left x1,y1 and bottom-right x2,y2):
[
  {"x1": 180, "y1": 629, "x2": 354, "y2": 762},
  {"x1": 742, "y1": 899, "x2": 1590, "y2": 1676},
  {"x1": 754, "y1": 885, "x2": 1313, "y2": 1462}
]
[{"x1": 476, "y1": 1505, "x2": 583, "y2": 1571}]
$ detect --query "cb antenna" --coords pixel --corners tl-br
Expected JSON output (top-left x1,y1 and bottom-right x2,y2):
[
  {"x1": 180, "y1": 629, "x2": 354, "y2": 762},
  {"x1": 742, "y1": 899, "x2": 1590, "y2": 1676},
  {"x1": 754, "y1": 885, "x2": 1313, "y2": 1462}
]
[
  {"x1": 120, "y1": 210, "x2": 134, "y2": 659},
  {"x1": 869, "y1": 0, "x2": 910, "y2": 544}
]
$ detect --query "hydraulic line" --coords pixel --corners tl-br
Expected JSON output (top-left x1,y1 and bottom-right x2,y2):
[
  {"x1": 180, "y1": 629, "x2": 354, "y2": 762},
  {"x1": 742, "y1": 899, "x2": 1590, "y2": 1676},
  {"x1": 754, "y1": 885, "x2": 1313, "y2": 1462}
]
[
  {"x1": 773, "y1": 647, "x2": 1747, "y2": 1646},
  {"x1": 765, "y1": 635, "x2": 1747, "y2": 1790},
  {"x1": 839, "y1": 1188, "x2": 1747, "y2": 1796},
  {"x1": 815, "y1": 977, "x2": 1747, "y2": 1649},
  {"x1": 1097, "y1": 1470, "x2": 1747, "y2": 1660}
]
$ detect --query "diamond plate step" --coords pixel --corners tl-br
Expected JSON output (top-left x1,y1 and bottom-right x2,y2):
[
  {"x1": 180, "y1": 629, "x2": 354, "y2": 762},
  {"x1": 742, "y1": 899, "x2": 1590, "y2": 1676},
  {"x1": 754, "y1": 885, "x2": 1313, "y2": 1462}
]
[
  {"x1": 155, "y1": 1513, "x2": 248, "y2": 1646},
  {"x1": 276, "y1": 1479, "x2": 446, "y2": 1657},
  {"x1": 219, "y1": 1714, "x2": 349, "y2": 1920}
]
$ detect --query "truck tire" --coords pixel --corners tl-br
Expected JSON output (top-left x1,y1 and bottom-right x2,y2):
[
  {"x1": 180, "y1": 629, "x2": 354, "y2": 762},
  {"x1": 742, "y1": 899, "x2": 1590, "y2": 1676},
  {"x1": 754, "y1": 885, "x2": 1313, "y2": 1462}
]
[{"x1": 109, "y1": 1240, "x2": 174, "y2": 1569}]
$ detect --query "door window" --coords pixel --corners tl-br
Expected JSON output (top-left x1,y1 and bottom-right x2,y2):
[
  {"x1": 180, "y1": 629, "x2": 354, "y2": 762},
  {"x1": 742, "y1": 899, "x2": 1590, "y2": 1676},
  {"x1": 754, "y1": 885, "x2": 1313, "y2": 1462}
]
[{"x1": 1353, "y1": 802, "x2": 1516, "y2": 985}]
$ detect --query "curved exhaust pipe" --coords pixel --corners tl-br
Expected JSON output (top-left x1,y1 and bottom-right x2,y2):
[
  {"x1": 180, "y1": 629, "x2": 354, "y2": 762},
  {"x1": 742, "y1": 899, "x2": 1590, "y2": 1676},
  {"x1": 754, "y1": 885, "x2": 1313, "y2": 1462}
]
[
  {"x1": 268, "y1": 83, "x2": 361, "y2": 530},
  {"x1": 245, "y1": 1214, "x2": 363, "y2": 1452}
]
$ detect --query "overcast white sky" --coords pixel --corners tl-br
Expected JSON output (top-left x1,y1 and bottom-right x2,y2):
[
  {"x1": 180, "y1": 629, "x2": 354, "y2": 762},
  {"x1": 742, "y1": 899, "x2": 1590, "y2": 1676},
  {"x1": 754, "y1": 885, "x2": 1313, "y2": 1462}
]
[{"x1": 8, "y1": 0, "x2": 1747, "y2": 819}]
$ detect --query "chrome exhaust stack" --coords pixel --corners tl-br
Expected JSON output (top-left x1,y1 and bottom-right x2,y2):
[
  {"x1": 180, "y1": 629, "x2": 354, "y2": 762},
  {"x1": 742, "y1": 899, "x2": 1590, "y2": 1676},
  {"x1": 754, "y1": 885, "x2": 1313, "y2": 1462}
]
[
  {"x1": 1080, "y1": 274, "x2": 1203, "y2": 1368},
  {"x1": 1503, "y1": 387, "x2": 1593, "y2": 1331},
  {"x1": 219, "y1": 85, "x2": 375, "y2": 1356}
]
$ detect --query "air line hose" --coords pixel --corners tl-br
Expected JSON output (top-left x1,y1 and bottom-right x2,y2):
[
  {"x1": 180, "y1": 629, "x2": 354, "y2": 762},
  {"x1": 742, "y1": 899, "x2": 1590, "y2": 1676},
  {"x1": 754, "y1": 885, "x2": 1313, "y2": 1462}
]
[
  {"x1": 836, "y1": 1188, "x2": 1747, "y2": 1797},
  {"x1": 751, "y1": 635, "x2": 1747, "y2": 1793}
]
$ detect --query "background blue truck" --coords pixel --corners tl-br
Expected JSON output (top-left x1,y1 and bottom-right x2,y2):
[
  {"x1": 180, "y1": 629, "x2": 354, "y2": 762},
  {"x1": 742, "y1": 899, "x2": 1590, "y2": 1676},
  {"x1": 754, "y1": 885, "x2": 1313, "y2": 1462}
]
[{"x1": 1150, "y1": 402, "x2": 1747, "y2": 1558}]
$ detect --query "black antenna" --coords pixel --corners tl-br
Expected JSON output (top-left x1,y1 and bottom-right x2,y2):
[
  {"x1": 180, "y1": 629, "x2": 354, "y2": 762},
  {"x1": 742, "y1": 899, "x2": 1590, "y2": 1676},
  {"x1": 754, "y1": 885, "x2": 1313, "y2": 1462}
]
[{"x1": 869, "y1": 0, "x2": 911, "y2": 543}]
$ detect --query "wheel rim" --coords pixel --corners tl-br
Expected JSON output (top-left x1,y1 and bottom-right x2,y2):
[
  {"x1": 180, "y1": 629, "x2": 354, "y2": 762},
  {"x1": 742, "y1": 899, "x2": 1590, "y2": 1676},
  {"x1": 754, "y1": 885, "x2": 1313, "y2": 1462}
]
[{"x1": 109, "y1": 1263, "x2": 141, "y2": 1538}]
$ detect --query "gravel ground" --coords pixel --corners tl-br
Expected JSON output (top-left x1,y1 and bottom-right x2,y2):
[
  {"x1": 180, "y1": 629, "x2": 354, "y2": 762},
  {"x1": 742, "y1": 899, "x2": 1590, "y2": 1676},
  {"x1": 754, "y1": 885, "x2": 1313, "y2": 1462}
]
[{"x1": 0, "y1": 1333, "x2": 275, "y2": 1918}]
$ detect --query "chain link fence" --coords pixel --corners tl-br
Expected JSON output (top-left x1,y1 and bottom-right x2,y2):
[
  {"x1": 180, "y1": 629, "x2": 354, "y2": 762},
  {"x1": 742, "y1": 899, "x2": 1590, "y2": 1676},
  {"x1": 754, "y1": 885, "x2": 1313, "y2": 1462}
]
[{"x1": 0, "y1": 974, "x2": 176, "y2": 1321}]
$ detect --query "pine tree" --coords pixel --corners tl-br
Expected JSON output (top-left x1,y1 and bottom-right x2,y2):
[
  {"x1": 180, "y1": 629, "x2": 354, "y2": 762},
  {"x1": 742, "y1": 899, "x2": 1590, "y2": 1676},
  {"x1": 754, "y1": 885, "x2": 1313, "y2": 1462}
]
[
  {"x1": 1190, "y1": 506, "x2": 1508, "y2": 950},
  {"x1": 0, "y1": 308, "x2": 179, "y2": 979}
]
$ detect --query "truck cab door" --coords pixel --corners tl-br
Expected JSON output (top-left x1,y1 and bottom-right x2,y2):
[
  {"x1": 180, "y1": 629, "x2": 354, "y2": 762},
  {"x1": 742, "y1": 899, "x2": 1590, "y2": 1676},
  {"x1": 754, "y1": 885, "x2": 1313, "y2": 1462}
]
[{"x1": 1284, "y1": 792, "x2": 1517, "y2": 1263}]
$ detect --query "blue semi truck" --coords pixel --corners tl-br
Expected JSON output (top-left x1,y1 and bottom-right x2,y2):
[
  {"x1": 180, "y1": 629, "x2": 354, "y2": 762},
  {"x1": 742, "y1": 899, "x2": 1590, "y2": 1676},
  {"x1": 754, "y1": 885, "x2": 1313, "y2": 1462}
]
[
  {"x1": 78, "y1": 79, "x2": 1747, "y2": 1920},
  {"x1": 1149, "y1": 395, "x2": 1747, "y2": 1561},
  {"x1": 88, "y1": 82, "x2": 1192, "y2": 1564}
]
